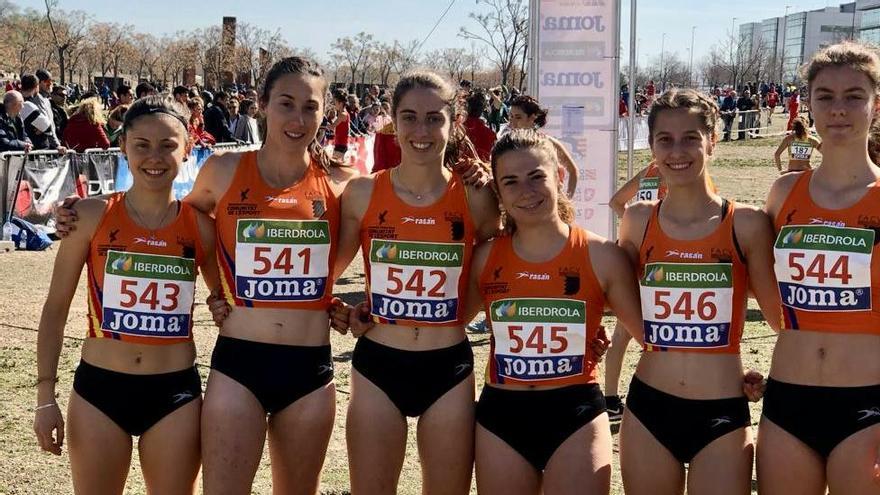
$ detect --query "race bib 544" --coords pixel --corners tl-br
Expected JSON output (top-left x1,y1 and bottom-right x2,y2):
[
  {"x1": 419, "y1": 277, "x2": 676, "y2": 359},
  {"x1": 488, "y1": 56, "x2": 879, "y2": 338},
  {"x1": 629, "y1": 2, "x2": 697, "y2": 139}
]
[
  {"x1": 774, "y1": 225, "x2": 874, "y2": 312},
  {"x1": 490, "y1": 298, "x2": 587, "y2": 381},
  {"x1": 234, "y1": 219, "x2": 331, "y2": 301},
  {"x1": 369, "y1": 240, "x2": 463, "y2": 323},
  {"x1": 102, "y1": 251, "x2": 196, "y2": 338},
  {"x1": 640, "y1": 262, "x2": 734, "y2": 349}
]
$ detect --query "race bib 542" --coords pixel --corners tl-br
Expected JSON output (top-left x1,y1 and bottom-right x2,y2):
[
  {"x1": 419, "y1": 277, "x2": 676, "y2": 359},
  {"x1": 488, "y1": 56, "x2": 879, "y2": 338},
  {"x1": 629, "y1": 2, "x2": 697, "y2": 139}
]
[
  {"x1": 490, "y1": 298, "x2": 587, "y2": 381},
  {"x1": 234, "y1": 219, "x2": 331, "y2": 301},
  {"x1": 102, "y1": 251, "x2": 196, "y2": 338},
  {"x1": 369, "y1": 239, "x2": 463, "y2": 323},
  {"x1": 640, "y1": 262, "x2": 734, "y2": 349},
  {"x1": 774, "y1": 225, "x2": 874, "y2": 312}
]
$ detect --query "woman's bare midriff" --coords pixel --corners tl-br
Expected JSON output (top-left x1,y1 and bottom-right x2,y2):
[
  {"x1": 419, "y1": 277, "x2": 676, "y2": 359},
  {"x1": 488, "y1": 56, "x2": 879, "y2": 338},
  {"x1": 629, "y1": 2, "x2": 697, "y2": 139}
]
[
  {"x1": 221, "y1": 306, "x2": 331, "y2": 346},
  {"x1": 785, "y1": 159, "x2": 812, "y2": 172},
  {"x1": 364, "y1": 323, "x2": 467, "y2": 351},
  {"x1": 81, "y1": 339, "x2": 196, "y2": 374},
  {"x1": 634, "y1": 352, "x2": 745, "y2": 400},
  {"x1": 769, "y1": 330, "x2": 880, "y2": 386}
]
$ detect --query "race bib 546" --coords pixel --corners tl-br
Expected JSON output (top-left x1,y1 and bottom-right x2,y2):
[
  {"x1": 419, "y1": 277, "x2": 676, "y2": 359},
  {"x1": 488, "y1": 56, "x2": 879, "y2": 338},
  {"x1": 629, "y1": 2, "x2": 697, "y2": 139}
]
[
  {"x1": 234, "y1": 219, "x2": 331, "y2": 301},
  {"x1": 490, "y1": 298, "x2": 587, "y2": 381},
  {"x1": 640, "y1": 262, "x2": 733, "y2": 349},
  {"x1": 369, "y1": 240, "x2": 463, "y2": 323},
  {"x1": 774, "y1": 225, "x2": 874, "y2": 312},
  {"x1": 102, "y1": 251, "x2": 196, "y2": 338}
]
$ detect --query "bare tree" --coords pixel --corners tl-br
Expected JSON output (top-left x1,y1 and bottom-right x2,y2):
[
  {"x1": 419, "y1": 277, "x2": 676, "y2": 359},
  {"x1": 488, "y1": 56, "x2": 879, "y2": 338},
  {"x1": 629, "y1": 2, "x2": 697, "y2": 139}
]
[
  {"x1": 43, "y1": 1, "x2": 89, "y2": 84},
  {"x1": 8, "y1": 8, "x2": 47, "y2": 75},
  {"x1": 330, "y1": 32, "x2": 375, "y2": 88},
  {"x1": 390, "y1": 39, "x2": 420, "y2": 78},
  {"x1": 459, "y1": 0, "x2": 528, "y2": 87},
  {"x1": 131, "y1": 33, "x2": 160, "y2": 82}
]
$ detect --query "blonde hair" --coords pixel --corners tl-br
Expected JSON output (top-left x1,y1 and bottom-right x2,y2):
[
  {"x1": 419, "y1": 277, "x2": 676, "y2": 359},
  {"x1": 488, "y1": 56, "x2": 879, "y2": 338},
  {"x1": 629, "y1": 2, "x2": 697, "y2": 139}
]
[
  {"x1": 74, "y1": 97, "x2": 106, "y2": 126},
  {"x1": 490, "y1": 129, "x2": 574, "y2": 233}
]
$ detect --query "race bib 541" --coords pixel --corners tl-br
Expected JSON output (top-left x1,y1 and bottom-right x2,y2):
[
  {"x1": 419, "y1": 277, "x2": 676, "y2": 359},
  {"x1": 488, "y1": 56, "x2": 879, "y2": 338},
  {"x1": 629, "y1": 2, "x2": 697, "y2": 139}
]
[
  {"x1": 490, "y1": 298, "x2": 587, "y2": 381},
  {"x1": 640, "y1": 262, "x2": 734, "y2": 349},
  {"x1": 369, "y1": 239, "x2": 463, "y2": 323},
  {"x1": 102, "y1": 251, "x2": 196, "y2": 338},
  {"x1": 234, "y1": 219, "x2": 331, "y2": 301},
  {"x1": 774, "y1": 225, "x2": 874, "y2": 312}
]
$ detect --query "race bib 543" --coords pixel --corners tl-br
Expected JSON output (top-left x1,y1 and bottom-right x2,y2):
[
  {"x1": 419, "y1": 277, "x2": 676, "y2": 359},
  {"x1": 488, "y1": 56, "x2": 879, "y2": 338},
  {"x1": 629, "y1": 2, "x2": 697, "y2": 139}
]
[
  {"x1": 234, "y1": 219, "x2": 331, "y2": 301},
  {"x1": 102, "y1": 251, "x2": 196, "y2": 338},
  {"x1": 774, "y1": 225, "x2": 874, "y2": 312},
  {"x1": 490, "y1": 298, "x2": 587, "y2": 381},
  {"x1": 369, "y1": 240, "x2": 463, "y2": 323},
  {"x1": 640, "y1": 262, "x2": 733, "y2": 349}
]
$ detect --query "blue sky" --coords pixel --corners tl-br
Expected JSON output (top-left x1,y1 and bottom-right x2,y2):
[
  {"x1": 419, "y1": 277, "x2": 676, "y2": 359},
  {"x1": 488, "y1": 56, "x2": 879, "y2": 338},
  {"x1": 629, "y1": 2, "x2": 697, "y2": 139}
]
[{"x1": 14, "y1": 0, "x2": 844, "y2": 67}]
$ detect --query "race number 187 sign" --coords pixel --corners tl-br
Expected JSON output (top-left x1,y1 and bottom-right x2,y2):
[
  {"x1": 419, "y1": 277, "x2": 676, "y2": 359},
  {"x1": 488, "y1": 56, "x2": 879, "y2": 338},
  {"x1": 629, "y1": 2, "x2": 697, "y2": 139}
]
[{"x1": 532, "y1": 0, "x2": 619, "y2": 239}]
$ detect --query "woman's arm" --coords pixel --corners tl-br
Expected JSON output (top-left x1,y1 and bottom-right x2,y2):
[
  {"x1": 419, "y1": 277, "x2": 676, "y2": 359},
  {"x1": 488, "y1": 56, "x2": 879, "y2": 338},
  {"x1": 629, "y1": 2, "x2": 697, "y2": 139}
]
[
  {"x1": 734, "y1": 206, "x2": 782, "y2": 332},
  {"x1": 589, "y1": 235, "x2": 644, "y2": 345},
  {"x1": 774, "y1": 136, "x2": 790, "y2": 172},
  {"x1": 547, "y1": 135, "x2": 579, "y2": 198},
  {"x1": 609, "y1": 167, "x2": 647, "y2": 218},
  {"x1": 34, "y1": 198, "x2": 104, "y2": 455},
  {"x1": 467, "y1": 184, "x2": 502, "y2": 243}
]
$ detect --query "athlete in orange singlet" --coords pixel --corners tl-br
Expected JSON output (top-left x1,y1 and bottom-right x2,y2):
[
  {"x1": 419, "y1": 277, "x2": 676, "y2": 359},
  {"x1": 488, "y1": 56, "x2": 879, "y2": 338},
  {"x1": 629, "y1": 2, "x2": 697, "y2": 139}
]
[
  {"x1": 332, "y1": 71, "x2": 500, "y2": 495},
  {"x1": 34, "y1": 96, "x2": 219, "y2": 494},
  {"x1": 617, "y1": 89, "x2": 781, "y2": 495},
  {"x1": 759, "y1": 41, "x2": 880, "y2": 495},
  {"x1": 468, "y1": 130, "x2": 642, "y2": 494}
]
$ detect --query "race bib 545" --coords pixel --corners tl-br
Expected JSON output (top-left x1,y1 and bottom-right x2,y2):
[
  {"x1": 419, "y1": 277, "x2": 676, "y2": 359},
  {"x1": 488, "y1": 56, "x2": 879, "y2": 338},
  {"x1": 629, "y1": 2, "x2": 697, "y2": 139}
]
[
  {"x1": 490, "y1": 298, "x2": 587, "y2": 381},
  {"x1": 369, "y1": 239, "x2": 463, "y2": 323},
  {"x1": 774, "y1": 225, "x2": 874, "y2": 312},
  {"x1": 640, "y1": 262, "x2": 733, "y2": 349},
  {"x1": 102, "y1": 251, "x2": 196, "y2": 338},
  {"x1": 234, "y1": 219, "x2": 331, "y2": 301}
]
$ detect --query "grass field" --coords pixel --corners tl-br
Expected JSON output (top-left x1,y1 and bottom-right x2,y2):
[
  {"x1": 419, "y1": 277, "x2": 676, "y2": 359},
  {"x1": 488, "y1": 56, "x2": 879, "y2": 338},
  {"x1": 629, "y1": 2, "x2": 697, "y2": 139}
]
[{"x1": 0, "y1": 117, "x2": 791, "y2": 494}]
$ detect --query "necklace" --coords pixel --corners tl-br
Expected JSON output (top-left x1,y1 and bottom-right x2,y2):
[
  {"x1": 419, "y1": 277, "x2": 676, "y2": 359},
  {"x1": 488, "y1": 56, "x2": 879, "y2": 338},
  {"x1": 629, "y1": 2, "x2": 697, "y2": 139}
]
[
  {"x1": 394, "y1": 168, "x2": 441, "y2": 201},
  {"x1": 125, "y1": 194, "x2": 177, "y2": 234}
]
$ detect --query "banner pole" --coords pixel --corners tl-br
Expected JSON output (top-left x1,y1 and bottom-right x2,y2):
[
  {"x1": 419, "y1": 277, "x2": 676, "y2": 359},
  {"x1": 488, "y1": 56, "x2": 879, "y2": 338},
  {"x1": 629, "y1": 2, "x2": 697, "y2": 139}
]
[{"x1": 626, "y1": 0, "x2": 637, "y2": 181}]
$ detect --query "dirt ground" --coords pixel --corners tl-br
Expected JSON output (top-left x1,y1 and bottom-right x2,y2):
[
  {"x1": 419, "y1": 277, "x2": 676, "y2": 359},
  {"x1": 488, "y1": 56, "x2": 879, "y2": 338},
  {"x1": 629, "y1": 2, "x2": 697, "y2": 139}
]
[{"x1": 0, "y1": 124, "x2": 788, "y2": 494}]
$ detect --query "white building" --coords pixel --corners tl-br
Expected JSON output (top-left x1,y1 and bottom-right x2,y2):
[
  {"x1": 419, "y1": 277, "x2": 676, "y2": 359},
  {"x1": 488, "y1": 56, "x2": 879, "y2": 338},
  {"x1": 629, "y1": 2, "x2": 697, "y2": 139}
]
[{"x1": 740, "y1": 3, "x2": 860, "y2": 83}]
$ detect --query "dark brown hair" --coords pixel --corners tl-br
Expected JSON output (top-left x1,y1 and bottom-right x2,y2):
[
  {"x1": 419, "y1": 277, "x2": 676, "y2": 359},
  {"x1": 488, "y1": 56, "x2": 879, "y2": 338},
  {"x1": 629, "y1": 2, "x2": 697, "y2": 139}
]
[
  {"x1": 510, "y1": 95, "x2": 548, "y2": 128},
  {"x1": 391, "y1": 70, "x2": 482, "y2": 170},
  {"x1": 259, "y1": 56, "x2": 338, "y2": 171},
  {"x1": 490, "y1": 129, "x2": 574, "y2": 233}
]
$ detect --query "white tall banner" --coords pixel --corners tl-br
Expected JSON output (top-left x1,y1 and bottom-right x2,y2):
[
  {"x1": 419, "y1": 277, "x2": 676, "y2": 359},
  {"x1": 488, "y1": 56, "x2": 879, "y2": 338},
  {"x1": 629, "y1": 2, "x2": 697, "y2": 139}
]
[{"x1": 531, "y1": 0, "x2": 620, "y2": 239}]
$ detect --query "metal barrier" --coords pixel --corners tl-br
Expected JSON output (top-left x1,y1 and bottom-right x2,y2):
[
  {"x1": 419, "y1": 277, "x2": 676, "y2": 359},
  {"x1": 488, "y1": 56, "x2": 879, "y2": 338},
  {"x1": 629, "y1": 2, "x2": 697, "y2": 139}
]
[{"x1": 1, "y1": 143, "x2": 259, "y2": 229}]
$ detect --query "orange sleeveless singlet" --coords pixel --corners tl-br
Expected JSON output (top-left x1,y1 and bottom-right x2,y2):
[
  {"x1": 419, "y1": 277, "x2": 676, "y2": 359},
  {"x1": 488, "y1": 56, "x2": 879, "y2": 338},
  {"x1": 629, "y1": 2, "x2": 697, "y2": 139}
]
[
  {"x1": 215, "y1": 151, "x2": 339, "y2": 310},
  {"x1": 639, "y1": 199, "x2": 749, "y2": 353},
  {"x1": 478, "y1": 226, "x2": 606, "y2": 385},
  {"x1": 86, "y1": 193, "x2": 204, "y2": 344},
  {"x1": 773, "y1": 170, "x2": 880, "y2": 334},
  {"x1": 360, "y1": 169, "x2": 476, "y2": 326}
]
